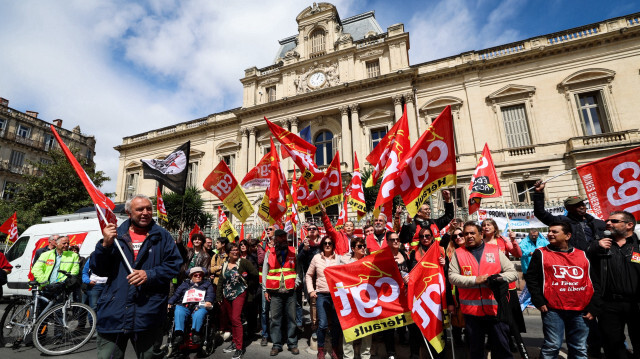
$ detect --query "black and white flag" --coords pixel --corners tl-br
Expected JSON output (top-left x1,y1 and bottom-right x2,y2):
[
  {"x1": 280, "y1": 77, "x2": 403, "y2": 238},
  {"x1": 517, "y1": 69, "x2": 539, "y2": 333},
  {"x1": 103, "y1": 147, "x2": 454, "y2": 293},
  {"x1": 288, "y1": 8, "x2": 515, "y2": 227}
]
[{"x1": 141, "y1": 141, "x2": 190, "y2": 194}]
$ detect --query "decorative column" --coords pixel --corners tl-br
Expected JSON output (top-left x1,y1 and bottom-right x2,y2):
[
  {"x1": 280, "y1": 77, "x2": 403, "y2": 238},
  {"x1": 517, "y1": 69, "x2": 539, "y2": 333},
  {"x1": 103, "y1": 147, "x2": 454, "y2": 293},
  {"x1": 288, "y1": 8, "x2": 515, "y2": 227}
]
[
  {"x1": 350, "y1": 104, "x2": 360, "y2": 163},
  {"x1": 239, "y1": 128, "x2": 249, "y2": 177},
  {"x1": 393, "y1": 94, "x2": 403, "y2": 122},
  {"x1": 290, "y1": 117, "x2": 299, "y2": 135},
  {"x1": 404, "y1": 92, "x2": 418, "y2": 143},
  {"x1": 339, "y1": 106, "x2": 353, "y2": 170},
  {"x1": 248, "y1": 126, "x2": 257, "y2": 169}
]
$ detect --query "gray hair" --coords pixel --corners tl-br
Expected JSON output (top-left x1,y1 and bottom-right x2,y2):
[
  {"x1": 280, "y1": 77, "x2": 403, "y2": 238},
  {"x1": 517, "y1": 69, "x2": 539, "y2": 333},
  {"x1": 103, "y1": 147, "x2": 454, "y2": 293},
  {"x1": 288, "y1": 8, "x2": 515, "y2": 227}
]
[
  {"x1": 376, "y1": 213, "x2": 387, "y2": 222},
  {"x1": 56, "y1": 235, "x2": 69, "y2": 243},
  {"x1": 48, "y1": 234, "x2": 60, "y2": 242},
  {"x1": 125, "y1": 194, "x2": 152, "y2": 213}
]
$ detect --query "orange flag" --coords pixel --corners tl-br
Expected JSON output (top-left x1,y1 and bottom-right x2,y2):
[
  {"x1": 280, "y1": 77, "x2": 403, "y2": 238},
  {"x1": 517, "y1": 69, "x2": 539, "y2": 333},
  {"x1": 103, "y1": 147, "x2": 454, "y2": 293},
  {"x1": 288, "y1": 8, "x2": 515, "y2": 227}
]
[
  {"x1": 407, "y1": 243, "x2": 447, "y2": 353},
  {"x1": 468, "y1": 143, "x2": 502, "y2": 215}
]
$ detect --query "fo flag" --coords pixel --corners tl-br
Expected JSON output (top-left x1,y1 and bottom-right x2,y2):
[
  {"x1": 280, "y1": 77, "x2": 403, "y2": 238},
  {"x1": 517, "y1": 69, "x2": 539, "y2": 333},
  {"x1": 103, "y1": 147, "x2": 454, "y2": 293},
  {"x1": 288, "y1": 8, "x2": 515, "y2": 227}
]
[
  {"x1": 0, "y1": 212, "x2": 18, "y2": 245},
  {"x1": 468, "y1": 143, "x2": 502, "y2": 215},
  {"x1": 218, "y1": 207, "x2": 238, "y2": 242},
  {"x1": 141, "y1": 141, "x2": 190, "y2": 195},
  {"x1": 407, "y1": 244, "x2": 447, "y2": 353},
  {"x1": 242, "y1": 152, "x2": 271, "y2": 189},
  {"x1": 324, "y1": 246, "x2": 413, "y2": 342},
  {"x1": 577, "y1": 146, "x2": 640, "y2": 221},
  {"x1": 156, "y1": 186, "x2": 168, "y2": 222},
  {"x1": 317, "y1": 151, "x2": 343, "y2": 208},
  {"x1": 348, "y1": 153, "x2": 367, "y2": 219},
  {"x1": 204, "y1": 161, "x2": 254, "y2": 223},
  {"x1": 395, "y1": 106, "x2": 457, "y2": 217},
  {"x1": 50, "y1": 125, "x2": 117, "y2": 230}
]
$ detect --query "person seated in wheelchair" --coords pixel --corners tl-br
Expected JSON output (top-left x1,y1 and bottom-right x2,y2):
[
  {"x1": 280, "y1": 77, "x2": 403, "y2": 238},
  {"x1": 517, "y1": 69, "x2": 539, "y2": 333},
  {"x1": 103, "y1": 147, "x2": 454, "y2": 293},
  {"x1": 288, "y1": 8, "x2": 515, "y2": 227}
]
[{"x1": 168, "y1": 266, "x2": 215, "y2": 346}]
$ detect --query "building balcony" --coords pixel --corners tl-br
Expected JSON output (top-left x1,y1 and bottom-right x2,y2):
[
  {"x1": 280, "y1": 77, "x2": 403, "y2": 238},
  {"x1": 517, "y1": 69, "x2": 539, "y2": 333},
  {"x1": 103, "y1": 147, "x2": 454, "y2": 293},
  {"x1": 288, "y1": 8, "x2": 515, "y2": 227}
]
[
  {"x1": 566, "y1": 129, "x2": 640, "y2": 153},
  {"x1": 4, "y1": 131, "x2": 46, "y2": 150},
  {"x1": 0, "y1": 161, "x2": 39, "y2": 176}
]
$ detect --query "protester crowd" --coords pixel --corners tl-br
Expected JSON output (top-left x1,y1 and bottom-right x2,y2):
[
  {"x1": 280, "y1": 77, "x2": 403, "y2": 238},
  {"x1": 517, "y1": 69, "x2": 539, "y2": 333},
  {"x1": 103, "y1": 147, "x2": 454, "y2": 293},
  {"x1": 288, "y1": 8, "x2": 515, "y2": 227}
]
[{"x1": 19, "y1": 180, "x2": 640, "y2": 359}]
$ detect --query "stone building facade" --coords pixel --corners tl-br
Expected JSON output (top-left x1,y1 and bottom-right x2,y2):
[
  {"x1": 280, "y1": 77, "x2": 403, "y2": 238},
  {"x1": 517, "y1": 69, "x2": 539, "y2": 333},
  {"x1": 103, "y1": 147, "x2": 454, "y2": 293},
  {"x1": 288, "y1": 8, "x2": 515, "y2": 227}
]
[
  {"x1": 114, "y1": 3, "x2": 640, "y2": 220},
  {"x1": 0, "y1": 97, "x2": 97, "y2": 200}
]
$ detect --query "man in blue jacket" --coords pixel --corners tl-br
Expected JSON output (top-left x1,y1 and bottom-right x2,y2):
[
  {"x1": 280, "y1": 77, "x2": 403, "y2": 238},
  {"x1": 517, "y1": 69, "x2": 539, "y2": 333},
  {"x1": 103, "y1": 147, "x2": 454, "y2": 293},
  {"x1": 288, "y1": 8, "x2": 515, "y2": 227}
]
[{"x1": 91, "y1": 194, "x2": 182, "y2": 359}]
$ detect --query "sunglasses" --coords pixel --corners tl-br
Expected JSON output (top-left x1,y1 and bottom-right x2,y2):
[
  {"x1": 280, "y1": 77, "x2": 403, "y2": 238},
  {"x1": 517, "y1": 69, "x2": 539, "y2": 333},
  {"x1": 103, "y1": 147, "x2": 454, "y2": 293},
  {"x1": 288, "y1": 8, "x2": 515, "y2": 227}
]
[
  {"x1": 419, "y1": 234, "x2": 433, "y2": 239},
  {"x1": 452, "y1": 234, "x2": 462, "y2": 239},
  {"x1": 323, "y1": 242, "x2": 334, "y2": 247},
  {"x1": 267, "y1": 228, "x2": 274, "y2": 231},
  {"x1": 355, "y1": 244, "x2": 366, "y2": 249},
  {"x1": 309, "y1": 228, "x2": 318, "y2": 231},
  {"x1": 389, "y1": 237, "x2": 400, "y2": 242},
  {"x1": 606, "y1": 219, "x2": 628, "y2": 224},
  {"x1": 191, "y1": 273, "x2": 204, "y2": 278}
]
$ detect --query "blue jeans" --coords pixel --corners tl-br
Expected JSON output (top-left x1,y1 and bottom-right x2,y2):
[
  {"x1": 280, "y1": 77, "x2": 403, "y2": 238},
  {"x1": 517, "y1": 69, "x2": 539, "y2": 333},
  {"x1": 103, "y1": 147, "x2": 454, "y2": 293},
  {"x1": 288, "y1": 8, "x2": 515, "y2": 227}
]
[
  {"x1": 316, "y1": 293, "x2": 341, "y2": 348},
  {"x1": 174, "y1": 305, "x2": 208, "y2": 332},
  {"x1": 269, "y1": 291, "x2": 298, "y2": 349},
  {"x1": 82, "y1": 283, "x2": 104, "y2": 326},
  {"x1": 261, "y1": 287, "x2": 270, "y2": 338},
  {"x1": 541, "y1": 309, "x2": 589, "y2": 359}
]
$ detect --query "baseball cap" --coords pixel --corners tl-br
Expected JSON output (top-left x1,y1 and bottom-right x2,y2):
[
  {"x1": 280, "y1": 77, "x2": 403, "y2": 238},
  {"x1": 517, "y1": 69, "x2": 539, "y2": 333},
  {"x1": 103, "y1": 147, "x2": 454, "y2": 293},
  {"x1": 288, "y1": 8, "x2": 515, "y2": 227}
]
[
  {"x1": 189, "y1": 267, "x2": 205, "y2": 276},
  {"x1": 564, "y1": 196, "x2": 586, "y2": 207},
  {"x1": 274, "y1": 229, "x2": 288, "y2": 237}
]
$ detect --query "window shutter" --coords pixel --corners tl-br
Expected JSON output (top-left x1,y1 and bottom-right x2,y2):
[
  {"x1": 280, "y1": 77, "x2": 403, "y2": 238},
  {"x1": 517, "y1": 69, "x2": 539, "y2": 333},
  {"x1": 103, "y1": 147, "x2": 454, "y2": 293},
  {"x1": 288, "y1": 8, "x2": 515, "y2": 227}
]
[
  {"x1": 598, "y1": 89, "x2": 612, "y2": 133},
  {"x1": 501, "y1": 104, "x2": 531, "y2": 148}
]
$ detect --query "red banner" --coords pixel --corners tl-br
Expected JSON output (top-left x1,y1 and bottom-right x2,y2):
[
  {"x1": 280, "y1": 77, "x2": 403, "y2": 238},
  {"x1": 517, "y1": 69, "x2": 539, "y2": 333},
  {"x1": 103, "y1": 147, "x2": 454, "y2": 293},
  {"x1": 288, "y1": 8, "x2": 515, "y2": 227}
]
[
  {"x1": 395, "y1": 106, "x2": 457, "y2": 217},
  {"x1": 324, "y1": 247, "x2": 413, "y2": 342},
  {"x1": 577, "y1": 146, "x2": 640, "y2": 220},
  {"x1": 203, "y1": 160, "x2": 254, "y2": 223},
  {"x1": 68, "y1": 232, "x2": 89, "y2": 248},
  {"x1": 156, "y1": 186, "x2": 168, "y2": 222},
  {"x1": 366, "y1": 106, "x2": 409, "y2": 189},
  {"x1": 0, "y1": 212, "x2": 18, "y2": 244},
  {"x1": 468, "y1": 143, "x2": 502, "y2": 215},
  {"x1": 317, "y1": 151, "x2": 343, "y2": 208},
  {"x1": 407, "y1": 244, "x2": 447, "y2": 353},
  {"x1": 336, "y1": 197, "x2": 348, "y2": 231},
  {"x1": 375, "y1": 107, "x2": 411, "y2": 209},
  {"x1": 241, "y1": 152, "x2": 271, "y2": 189},
  {"x1": 348, "y1": 153, "x2": 367, "y2": 219}
]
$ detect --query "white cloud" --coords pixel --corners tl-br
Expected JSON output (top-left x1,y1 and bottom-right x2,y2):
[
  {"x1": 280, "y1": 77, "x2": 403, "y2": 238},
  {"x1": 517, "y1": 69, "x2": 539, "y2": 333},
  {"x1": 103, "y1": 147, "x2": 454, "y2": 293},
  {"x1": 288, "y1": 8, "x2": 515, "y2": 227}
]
[{"x1": 407, "y1": 0, "x2": 527, "y2": 63}]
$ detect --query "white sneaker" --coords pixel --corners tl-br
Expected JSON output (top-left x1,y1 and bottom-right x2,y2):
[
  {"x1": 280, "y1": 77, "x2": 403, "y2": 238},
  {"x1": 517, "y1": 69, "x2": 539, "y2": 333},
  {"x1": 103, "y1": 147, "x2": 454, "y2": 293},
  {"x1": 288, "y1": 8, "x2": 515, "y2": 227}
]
[{"x1": 223, "y1": 332, "x2": 231, "y2": 341}]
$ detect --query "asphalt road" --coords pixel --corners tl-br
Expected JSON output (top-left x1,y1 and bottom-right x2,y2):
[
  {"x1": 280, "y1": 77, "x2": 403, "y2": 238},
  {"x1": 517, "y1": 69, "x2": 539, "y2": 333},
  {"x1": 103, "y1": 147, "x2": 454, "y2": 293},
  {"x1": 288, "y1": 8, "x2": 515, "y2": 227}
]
[{"x1": 0, "y1": 300, "x2": 561, "y2": 359}]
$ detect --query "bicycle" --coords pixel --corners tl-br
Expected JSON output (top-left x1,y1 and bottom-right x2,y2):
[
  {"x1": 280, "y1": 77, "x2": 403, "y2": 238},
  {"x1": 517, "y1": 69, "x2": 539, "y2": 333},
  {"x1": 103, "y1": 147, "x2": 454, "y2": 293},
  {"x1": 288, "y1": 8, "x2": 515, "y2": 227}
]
[{"x1": 0, "y1": 270, "x2": 97, "y2": 355}]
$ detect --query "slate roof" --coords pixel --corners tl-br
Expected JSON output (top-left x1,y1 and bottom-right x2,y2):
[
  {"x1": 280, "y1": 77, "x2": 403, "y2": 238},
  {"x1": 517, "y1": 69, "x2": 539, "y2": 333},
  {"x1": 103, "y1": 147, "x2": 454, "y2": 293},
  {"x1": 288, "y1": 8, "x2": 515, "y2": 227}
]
[{"x1": 273, "y1": 10, "x2": 383, "y2": 63}]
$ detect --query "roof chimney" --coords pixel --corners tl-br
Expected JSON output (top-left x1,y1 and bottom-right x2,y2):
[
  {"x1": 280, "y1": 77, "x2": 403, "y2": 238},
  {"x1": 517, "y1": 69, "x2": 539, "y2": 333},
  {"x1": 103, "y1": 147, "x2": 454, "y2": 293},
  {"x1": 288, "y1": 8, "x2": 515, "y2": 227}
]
[
  {"x1": 53, "y1": 119, "x2": 63, "y2": 127},
  {"x1": 26, "y1": 111, "x2": 38, "y2": 118},
  {"x1": 0, "y1": 98, "x2": 8, "y2": 107}
]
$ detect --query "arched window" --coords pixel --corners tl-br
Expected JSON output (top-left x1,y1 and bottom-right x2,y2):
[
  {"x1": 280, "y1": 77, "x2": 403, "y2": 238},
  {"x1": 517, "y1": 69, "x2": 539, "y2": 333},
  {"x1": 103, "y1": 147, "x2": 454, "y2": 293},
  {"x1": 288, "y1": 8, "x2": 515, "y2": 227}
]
[
  {"x1": 310, "y1": 29, "x2": 325, "y2": 54},
  {"x1": 314, "y1": 131, "x2": 333, "y2": 166}
]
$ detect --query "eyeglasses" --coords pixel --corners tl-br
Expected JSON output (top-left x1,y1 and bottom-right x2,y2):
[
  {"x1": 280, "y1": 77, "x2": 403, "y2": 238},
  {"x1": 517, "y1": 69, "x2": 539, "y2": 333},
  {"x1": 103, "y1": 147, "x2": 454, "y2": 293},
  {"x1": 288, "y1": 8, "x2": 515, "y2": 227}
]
[
  {"x1": 308, "y1": 228, "x2": 318, "y2": 231},
  {"x1": 191, "y1": 273, "x2": 204, "y2": 278},
  {"x1": 606, "y1": 219, "x2": 628, "y2": 224},
  {"x1": 323, "y1": 242, "x2": 333, "y2": 246},
  {"x1": 419, "y1": 234, "x2": 433, "y2": 239},
  {"x1": 389, "y1": 237, "x2": 400, "y2": 242},
  {"x1": 356, "y1": 244, "x2": 366, "y2": 249},
  {"x1": 452, "y1": 234, "x2": 461, "y2": 239},
  {"x1": 267, "y1": 228, "x2": 274, "y2": 231}
]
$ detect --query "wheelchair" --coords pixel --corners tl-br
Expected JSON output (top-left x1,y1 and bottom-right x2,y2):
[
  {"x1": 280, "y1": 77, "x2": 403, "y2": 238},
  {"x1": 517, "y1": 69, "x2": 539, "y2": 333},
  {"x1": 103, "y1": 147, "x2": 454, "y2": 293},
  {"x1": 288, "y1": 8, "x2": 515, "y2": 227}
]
[{"x1": 163, "y1": 304, "x2": 216, "y2": 358}]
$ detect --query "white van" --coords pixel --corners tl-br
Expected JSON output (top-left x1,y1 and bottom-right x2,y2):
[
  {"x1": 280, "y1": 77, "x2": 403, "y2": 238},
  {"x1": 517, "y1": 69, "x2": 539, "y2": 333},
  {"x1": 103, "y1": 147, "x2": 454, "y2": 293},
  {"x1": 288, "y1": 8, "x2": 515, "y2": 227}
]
[{"x1": 3, "y1": 218, "x2": 124, "y2": 297}]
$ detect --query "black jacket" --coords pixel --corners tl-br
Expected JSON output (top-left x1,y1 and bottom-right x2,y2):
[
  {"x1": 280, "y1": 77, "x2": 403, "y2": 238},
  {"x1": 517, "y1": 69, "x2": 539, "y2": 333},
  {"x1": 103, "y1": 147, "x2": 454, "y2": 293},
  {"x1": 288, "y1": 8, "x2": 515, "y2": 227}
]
[
  {"x1": 533, "y1": 192, "x2": 606, "y2": 251},
  {"x1": 399, "y1": 201, "x2": 454, "y2": 245}
]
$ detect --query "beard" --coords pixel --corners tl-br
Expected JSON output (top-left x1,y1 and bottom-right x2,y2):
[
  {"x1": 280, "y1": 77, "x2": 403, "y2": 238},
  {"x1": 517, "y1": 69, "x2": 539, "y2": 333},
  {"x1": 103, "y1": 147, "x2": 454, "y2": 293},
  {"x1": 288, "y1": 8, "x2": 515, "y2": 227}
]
[{"x1": 611, "y1": 226, "x2": 628, "y2": 238}]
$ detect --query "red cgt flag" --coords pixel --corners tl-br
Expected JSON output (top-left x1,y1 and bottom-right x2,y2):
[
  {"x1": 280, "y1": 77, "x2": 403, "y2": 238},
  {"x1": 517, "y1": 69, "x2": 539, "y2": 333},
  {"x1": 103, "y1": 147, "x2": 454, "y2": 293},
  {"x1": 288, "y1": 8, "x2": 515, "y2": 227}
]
[
  {"x1": 468, "y1": 143, "x2": 502, "y2": 215},
  {"x1": 324, "y1": 246, "x2": 413, "y2": 342},
  {"x1": 156, "y1": 186, "x2": 168, "y2": 222},
  {"x1": 317, "y1": 151, "x2": 343, "y2": 208},
  {"x1": 576, "y1": 146, "x2": 640, "y2": 221},
  {"x1": 241, "y1": 151, "x2": 271, "y2": 189},
  {"x1": 395, "y1": 106, "x2": 457, "y2": 217},
  {"x1": 375, "y1": 106, "x2": 411, "y2": 208},
  {"x1": 0, "y1": 212, "x2": 18, "y2": 245},
  {"x1": 50, "y1": 125, "x2": 116, "y2": 229},
  {"x1": 366, "y1": 105, "x2": 409, "y2": 188},
  {"x1": 407, "y1": 243, "x2": 447, "y2": 353},
  {"x1": 347, "y1": 153, "x2": 367, "y2": 220}
]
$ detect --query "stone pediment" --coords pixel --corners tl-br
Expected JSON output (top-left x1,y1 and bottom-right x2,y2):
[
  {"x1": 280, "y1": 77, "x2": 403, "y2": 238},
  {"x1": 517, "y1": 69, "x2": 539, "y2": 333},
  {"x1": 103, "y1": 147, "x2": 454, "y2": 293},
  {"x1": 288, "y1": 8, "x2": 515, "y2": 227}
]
[
  {"x1": 190, "y1": 149, "x2": 205, "y2": 159},
  {"x1": 125, "y1": 161, "x2": 142, "y2": 169},
  {"x1": 559, "y1": 68, "x2": 615, "y2": 87},
  {"x1": 296, "y1": 2, "x2": 337, "y2": 22},
  {"x1": 487, "y1": 85, "x2": 536, "y2": 101},
  {"x1": 360, "y1": 108, "x2": 393, "y2": 121},
  {"x1": 421, "y1": 96, "x2": 464, "y2": 112},
  {"x1": 216, "y1": 140, "x2": 241, "y2": 151}
]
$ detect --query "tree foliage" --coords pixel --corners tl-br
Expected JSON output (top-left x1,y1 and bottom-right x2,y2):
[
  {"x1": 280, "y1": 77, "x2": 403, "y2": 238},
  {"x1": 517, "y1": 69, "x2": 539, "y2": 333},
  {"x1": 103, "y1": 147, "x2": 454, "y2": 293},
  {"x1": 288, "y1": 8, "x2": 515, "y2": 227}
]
[
  {"x1": 0, "y1": 149, "x2": 112, "y2": 233},
  {"x1": 160, "y1": 186, "x2": 213, "y2": 232}
]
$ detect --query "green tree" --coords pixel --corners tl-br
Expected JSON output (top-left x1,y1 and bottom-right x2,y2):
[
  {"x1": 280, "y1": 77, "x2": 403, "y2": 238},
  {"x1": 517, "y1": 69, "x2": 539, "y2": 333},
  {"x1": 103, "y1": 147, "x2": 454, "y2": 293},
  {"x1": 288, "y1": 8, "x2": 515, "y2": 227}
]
[
  {"x1": 161, "y1": 186, "x2": 212, "y2": 233},
  {"x1": 0, "y1": 149, "x2": 112, "y2": 233}
]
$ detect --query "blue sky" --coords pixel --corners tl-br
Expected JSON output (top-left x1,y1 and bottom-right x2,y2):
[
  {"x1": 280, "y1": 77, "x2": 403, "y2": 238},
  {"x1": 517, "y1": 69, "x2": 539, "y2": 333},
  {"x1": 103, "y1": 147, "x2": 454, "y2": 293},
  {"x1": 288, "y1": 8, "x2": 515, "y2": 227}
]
[{"x1": 0, "y1": 0, "x2": 637, "y2": 194}]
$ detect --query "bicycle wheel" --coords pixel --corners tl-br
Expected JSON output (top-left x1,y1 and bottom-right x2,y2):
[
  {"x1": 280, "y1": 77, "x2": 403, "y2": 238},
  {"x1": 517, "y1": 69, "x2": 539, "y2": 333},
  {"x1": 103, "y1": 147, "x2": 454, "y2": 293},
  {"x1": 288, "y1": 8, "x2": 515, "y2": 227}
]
[
  {"x1": 0, "y1": 299, "x2": 33, "y2": 347},
  {"x1": 32, "y1": 302, "x2": 96, "y2": 355}
]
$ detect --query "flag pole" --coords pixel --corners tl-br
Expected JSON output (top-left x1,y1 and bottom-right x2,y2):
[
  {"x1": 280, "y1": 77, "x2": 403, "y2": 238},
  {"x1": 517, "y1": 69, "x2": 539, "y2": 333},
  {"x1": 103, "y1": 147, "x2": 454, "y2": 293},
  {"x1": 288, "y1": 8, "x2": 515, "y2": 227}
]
[
  {"x1": 421, "y1": 333, "x2": 435, "y2": 359},
  {"x1": 517, "y1": 167, "x2": 576, "y2": 196},
  {"x1": 501, "y1": 196, "x2": 511, "y2": 235},
  {"x1": 448, "y1": 323, "x2": 456, "y2": 359},
  {"x1": 95, "y1": 204, "x2": 133, "y2": 274}
]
